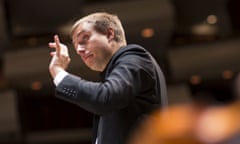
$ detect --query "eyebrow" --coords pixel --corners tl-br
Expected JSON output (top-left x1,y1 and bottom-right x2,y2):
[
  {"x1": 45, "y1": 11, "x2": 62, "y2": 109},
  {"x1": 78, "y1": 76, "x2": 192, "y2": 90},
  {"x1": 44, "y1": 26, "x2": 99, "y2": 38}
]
[
  {"x1": 77, "y1": 30, "x2": 86, "y2": 38},
  {"x1": 72, "y1": 30, "x2": 86, "y2": 43}
]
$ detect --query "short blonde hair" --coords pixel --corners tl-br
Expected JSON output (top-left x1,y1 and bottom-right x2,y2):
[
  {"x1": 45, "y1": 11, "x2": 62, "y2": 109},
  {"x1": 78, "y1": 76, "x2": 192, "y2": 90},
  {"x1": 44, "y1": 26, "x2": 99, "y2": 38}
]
[{"x1": 71, "y1": 12, "x2": 126, "y2": 45}]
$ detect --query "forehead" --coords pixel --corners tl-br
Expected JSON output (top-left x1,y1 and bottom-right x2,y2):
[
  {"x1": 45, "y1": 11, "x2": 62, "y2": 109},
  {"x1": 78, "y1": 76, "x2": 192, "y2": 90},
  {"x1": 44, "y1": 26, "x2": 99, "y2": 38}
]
[{"x1": 72, "y1": 22, "x2": 95, "y2": 39}]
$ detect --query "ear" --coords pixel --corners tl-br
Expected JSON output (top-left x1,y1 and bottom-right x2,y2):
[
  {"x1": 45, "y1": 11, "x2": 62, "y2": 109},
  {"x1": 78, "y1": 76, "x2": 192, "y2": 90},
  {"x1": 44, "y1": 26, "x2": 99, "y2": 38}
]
[{"x1": 107, "y1": 27, "x2": 115, "y2": 42}]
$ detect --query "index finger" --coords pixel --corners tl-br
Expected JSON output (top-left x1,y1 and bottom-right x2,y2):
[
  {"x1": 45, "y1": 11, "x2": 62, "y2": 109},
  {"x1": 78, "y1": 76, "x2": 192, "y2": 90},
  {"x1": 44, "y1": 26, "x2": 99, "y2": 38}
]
[{"x1": 54, "y1": 35, "x2": 61, "y2": 56}]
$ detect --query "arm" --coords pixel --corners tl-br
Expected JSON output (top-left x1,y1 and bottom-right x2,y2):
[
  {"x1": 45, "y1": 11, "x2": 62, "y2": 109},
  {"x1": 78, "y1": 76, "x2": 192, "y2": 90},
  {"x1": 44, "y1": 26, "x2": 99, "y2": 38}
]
[{"x1": 55, "y1": 60, "x2": 155, "y2": 115}]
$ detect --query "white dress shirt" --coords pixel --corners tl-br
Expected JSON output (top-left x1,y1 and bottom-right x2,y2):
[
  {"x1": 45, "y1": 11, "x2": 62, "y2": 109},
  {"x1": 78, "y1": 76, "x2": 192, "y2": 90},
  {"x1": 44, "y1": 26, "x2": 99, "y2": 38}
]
[{"x1": 53, "y1": 71, "x2": 68, "y2": 86}]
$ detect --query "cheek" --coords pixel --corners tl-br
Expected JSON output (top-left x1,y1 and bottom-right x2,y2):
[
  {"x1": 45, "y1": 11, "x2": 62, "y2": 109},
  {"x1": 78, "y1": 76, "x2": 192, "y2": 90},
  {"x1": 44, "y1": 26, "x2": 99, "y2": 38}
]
[
  {"x1": 90, "y1": 34, "x2": 108, "y2": 46},
  {"x1": 87, "y1": 35, "x2": 110, "y2": 57},
  {"x1": 88, "y1": 41, "x2": 109, "y2": 55},
  {"x1": 96, "y1": 48, "x2": 113, "y2": 63}
]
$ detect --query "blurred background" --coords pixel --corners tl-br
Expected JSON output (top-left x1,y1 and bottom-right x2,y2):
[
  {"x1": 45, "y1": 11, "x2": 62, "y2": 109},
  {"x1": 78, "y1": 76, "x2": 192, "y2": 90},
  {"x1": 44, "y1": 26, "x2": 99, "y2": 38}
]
[{"x1": 0, "y1": 0, "x2": 240, "y2": 143}]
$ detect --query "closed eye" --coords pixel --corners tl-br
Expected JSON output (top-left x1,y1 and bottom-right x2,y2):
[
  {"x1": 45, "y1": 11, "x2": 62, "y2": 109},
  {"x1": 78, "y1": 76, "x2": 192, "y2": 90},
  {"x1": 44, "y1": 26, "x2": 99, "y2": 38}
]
[
  {"x1": 73, "y1": 31, "x2": 90, "y2": 48},
  {"x1": 82, "y1": 34, "x2": 89, "y2": 42}
]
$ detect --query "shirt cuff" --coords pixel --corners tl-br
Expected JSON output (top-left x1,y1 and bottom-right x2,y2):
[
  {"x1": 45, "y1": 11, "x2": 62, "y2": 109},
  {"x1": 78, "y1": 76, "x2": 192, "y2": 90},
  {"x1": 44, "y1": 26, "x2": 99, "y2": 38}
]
[{"x1": 53, "y1": 71, "x2": 69, "y2": 86}]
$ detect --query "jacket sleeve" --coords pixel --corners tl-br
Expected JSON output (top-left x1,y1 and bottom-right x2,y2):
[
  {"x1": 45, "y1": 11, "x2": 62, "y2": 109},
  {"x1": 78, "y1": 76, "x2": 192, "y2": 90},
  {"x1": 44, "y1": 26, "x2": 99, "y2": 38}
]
[{"x1": 55, "y1": 59, "x2": 155, "y2": 115}]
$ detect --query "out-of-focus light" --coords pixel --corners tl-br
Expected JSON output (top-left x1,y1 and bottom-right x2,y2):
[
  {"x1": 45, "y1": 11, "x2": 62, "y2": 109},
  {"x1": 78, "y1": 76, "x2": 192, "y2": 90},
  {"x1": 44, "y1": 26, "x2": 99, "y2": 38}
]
[
  {"x1": 222, "y1": 70, "x2": 233, "y2": 80},
  {"x1": 191, "y1": 23, "x2": 218, "y2": 35},
  {"x1": 195, "y1": 105, "x2": 240, "y2": 143},
  {"x1": 31, "y1": 81, "x2": 42, "y2": 90},
  {"x1": 141, "y1": 28, "x2": 154, "y2": 38},
  {"x1": 190, "y1": 75, "x2": 201, "y2": 85},
  {"x1": 207, "y1": 15, "x2": 218, "y2": 25}
]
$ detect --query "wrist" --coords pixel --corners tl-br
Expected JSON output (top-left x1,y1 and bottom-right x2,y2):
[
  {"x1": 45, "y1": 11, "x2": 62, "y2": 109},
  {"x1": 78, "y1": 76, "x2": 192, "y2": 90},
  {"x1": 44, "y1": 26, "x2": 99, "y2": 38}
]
[{"x1": 49, "y1": 67, "x2": 65, "y2": 79}]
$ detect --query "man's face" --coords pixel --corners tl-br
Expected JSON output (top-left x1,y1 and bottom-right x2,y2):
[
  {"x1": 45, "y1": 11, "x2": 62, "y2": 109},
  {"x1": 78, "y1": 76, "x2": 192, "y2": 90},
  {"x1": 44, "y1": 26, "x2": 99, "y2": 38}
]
[{"x1": 72, "y1": 22, "x2": 114, "y2": 72}]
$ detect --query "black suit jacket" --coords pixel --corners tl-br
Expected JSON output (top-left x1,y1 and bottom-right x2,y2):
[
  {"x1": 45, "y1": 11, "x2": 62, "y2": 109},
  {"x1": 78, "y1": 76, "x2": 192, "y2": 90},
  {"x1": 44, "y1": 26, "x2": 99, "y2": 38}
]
[{"x1": 55, "y1": 44, "x2": 168, "y2": 144}]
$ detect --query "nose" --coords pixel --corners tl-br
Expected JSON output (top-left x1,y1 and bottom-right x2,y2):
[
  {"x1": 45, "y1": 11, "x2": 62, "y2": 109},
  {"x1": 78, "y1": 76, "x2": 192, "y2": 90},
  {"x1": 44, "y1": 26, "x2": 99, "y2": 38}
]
[{"x1": 76, "y1": 44, "x2": 85, "y2": 54}]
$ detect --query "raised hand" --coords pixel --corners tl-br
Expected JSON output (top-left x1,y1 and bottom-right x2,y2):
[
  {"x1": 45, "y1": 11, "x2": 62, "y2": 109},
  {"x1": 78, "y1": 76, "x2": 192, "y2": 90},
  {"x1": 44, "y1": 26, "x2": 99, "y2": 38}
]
[{"x1": 48, "y1": 35, "x2": 71, "y2": 78}]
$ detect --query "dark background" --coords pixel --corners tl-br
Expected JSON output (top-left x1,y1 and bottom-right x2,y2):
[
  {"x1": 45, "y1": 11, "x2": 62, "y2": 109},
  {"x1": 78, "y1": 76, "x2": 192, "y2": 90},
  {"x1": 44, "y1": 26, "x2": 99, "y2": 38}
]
[{"x1": 0, "y1": 0, "x2": 240, "y2": 143}]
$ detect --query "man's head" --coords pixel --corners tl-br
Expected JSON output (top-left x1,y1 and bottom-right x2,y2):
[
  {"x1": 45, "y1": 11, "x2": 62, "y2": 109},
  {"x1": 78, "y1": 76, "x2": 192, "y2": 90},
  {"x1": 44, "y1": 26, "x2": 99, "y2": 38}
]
[
  {"x1": 71, "y1": 12, "x2": 127, "y2": 72},
  {"x1": 71, "y1": 12, "x2": 126, "y2": 45}
]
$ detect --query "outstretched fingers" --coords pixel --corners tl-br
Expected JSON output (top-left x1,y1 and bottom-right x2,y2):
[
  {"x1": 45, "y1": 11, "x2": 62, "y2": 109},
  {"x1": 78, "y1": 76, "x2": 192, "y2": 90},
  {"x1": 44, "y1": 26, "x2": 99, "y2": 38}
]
[
  {"x1": 48, "y1": 35, "x2": 64, "y2": 57},
  {"x1": 54, "y1": 35, "x2": 61, "y2": 56}
]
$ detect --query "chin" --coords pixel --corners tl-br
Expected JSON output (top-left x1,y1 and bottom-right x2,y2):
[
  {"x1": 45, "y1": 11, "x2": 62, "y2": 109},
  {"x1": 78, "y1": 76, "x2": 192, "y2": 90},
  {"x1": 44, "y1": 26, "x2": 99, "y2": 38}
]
[{"x1": 88, "y1": 65, "x2": 102, "y2": 72}]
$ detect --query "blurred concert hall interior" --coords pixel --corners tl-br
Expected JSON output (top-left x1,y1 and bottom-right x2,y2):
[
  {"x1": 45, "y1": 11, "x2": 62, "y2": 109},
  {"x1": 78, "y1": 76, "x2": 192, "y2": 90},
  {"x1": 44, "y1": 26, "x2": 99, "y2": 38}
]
[{"x1": 0, "y1": 0, "x2": 240, "y2": 144}]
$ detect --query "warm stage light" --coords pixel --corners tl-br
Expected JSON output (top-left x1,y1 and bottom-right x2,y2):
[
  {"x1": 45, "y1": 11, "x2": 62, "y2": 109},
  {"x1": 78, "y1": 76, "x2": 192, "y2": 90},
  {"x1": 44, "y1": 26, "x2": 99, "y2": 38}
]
[
  {"x1": 222, "y1": 70, "x2": 233, "y2": 80},
  {"x1": 190, "y1": 75, "x2": 201, "y2": 85},
  {"x1": 207, "y1": 15, "x2": 218, "y2": 25},
  {"x1": 31, "y1": 81, "x2": 42, "y2": 90},
  {"x1": 141, "y1": 28, "x2": 154, "y2": 38}
]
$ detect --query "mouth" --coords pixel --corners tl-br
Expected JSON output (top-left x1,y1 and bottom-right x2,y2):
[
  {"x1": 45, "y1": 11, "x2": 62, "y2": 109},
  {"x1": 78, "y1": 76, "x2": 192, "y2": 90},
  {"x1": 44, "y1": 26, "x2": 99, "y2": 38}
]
[{"x1": 83, "y1": 54, "x2": 93, "y2": 61}]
